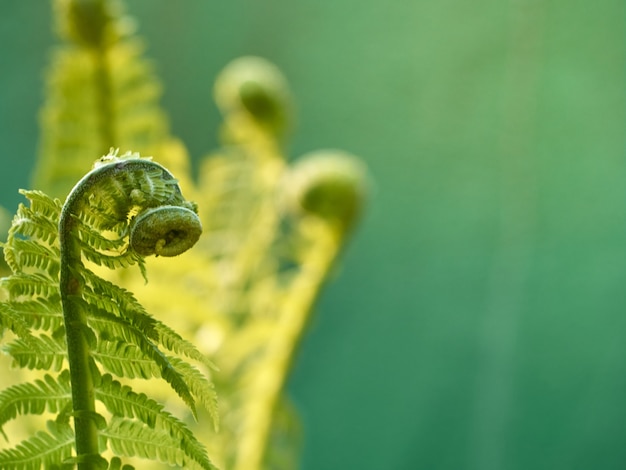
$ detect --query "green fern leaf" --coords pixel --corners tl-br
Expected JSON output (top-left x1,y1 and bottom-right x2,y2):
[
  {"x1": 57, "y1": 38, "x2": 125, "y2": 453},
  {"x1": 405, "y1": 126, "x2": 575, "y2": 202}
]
[
  {"x1": 154, "y1": 321, "x2": 217, "y2": 372},
  {"x1": 6, "y1": 191, "x2": 61, "y2": 247},
  {"x1": 79, "y1": 242, "x2": 144, "y2": 272},
  {"x1": 0, "y1": 371, "x2": 71, "y2": 434},
  {"x1": 0, "y1": 303, "x2": 40, "y2": 346},
  {"x1": 167, "y1": 356, "x2": 219, "y2": 426},
  {"x1": 3, "y1": 298, "x2": 63, "y2": 332},
  {"x1": 1, "y1": 273, "x2": 59, "y2": 300},
  {"x1": 96, "y1": 374, "x2": 214, "y2": 470},
  {"x1": 84, "y1": 304, "x2": 198, "y2": 415},
  {"x1": 75, "y1": 208, "x2": 128, "y2": 235},
  {"x1": 5, "y1": 335, "x2": 67, "y2": 371},
  {"x1": 2, "y1": 238, "x2": 60, "y2": 278},
  {"x1": 91, "y1": 340, "x2": 160, "y2": 380},
  {"x1": 84, "y1": 301, "x2": 156, "y2": 345},
  {"x1": 79, "y1": 272, "x2": 157, "y2": 336},
  {"x1": 18, "y1": 190, "x2": 63, "y2": 221},
  {"x1": 0, "y1": 420, "x2": 74, "y2": 470},
  {"x1": 77, "y1": 299, "x2": 204, "y2": 416},
  {"x1": 76, "y1": 223, "x2": 128, "y2": 252},
  {"x1": 101, "y1": 417, "x2": 217, "y2": 470}
]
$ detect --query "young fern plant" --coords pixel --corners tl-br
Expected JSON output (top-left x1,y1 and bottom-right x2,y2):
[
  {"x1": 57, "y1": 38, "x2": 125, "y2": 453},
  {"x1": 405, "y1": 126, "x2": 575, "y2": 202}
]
[{"x1": 0, "y1": 152, "x2": 218, "y2": 469}]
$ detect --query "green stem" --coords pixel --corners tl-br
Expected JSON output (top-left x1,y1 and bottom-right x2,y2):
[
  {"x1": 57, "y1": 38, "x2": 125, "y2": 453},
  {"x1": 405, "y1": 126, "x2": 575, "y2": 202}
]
[
  {"x1": 233, "y1": 225, "x2": 341, "y2": 470},
  {"x1": 59, "y1": 216, "x2": 100, "y2": 469}
]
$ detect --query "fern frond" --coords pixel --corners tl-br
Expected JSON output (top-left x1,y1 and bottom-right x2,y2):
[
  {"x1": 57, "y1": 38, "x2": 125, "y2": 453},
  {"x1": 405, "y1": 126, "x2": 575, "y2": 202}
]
[
  {"x1": 154, "y1": 321, "x2": 218, "y2": 372},
  {"x1": 1, "y1": 273, "x2": 59, "y2": 300},
  {"x1": 101, "y1": 417, "x2": 217, "y2": 470},
  {"x1": 0, "y1": 420, "x2": 74, "y2": 470},
  {"x1": 91, "y1": 340, "x2": 160, "y2": 380},
  {"x1": 75, "y1": 209, "x2": 128, "y2": 236},
  {"x1": 82, "y1": 295, "x2": 156, "y2": 341},
  {"x1": 96, "y1": 374, "x2": 214, "y2": 470},
  {"x1": 85, "y1": 306, "x2": 197, "y2": 416},
  {"x1": 0, "y1": 372, "x2": 71, "y2": 433},
  {"x1": 80, "y1": 271, "x2": 155, "y2": 332},
  {"x1": 83, "y1": 290, "x2": 215, "y2": 374},
  {"x1": 1, "y1": 238, "x2": 60, "y2": 278},
  {"x1": 167, "y1": 356, "x2": 219, "y2": 425},
  {"x1": 76, "y1": 223, "x2": 128, "y2": 252},
  {"x1": 5, "y1": 210, "x2": 58, "y2": 247},
  {"x1": 35, "y1": 31, "x2": 175, "y2": 199},
  {"x1": 0, "y1": 303, "x2": 40, "y2": 346},
  {"x1": 7, "y1": 191, "x2": 61, "y2": 246},
  {"x1": 18, "y1": 190, "x2": 63, "y2": 221},
  {"x1": 4, "y1": 298, "x2": 63, "y2": 332},
  {"x1": 5, "y1": 334, "x2": 67, "y2": 371},
  {"x1": 79, "y1": 241, "x2": 144, "y2": 272}
]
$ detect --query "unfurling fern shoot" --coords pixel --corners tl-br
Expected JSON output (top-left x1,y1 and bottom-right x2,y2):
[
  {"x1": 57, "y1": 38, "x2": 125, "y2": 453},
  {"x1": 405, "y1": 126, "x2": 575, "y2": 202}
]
[{"x1": 0, "y1": 151, "x2": 218, "y2": 470}]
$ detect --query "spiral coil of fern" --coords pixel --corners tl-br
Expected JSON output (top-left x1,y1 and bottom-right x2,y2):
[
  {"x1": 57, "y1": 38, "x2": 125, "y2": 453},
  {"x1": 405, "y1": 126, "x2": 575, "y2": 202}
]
[
  {"x1": 129, "y1": 205, "x2": 202, "y2": 257},
  {"x1": 58, "y1": 152, "x2": 201, "y2": 469}
]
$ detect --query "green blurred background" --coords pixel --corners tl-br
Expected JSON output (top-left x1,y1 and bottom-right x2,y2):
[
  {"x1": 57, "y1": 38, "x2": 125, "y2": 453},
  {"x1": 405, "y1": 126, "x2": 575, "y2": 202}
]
[{"x1": 1, "y1": 1, "x2": 625, "y2": 469}]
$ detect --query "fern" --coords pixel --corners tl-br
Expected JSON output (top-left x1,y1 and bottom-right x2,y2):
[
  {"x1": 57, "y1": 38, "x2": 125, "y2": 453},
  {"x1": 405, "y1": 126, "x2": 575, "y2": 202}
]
[
  {"x1": 0, "y1": 372, "x2": 71, "y2": 438},
  {"x1": 101, "y1": 417, "x2": 206, "y2": 469},
  {"x1": 0, "y1": 420, "x2": 75, "y2": 470},
  {"x1": 7, "y1": 1, "x2": 371, "y2": 468},
  {"x1": 5, "y1": 335, "x2": 67, "y2": 372},
  {"x1": 0, "y1": 152, "x2": 217, "y2": 469}
]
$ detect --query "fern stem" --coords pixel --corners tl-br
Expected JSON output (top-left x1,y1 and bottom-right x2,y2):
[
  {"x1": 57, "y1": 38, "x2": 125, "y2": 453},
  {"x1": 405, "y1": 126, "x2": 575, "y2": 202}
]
[
  {"x1": 234, "y1": 224, "x2": 341, "y2": 470},
  {"x1": 59, "y1": 212, "x2": 101, "y2": 468}
]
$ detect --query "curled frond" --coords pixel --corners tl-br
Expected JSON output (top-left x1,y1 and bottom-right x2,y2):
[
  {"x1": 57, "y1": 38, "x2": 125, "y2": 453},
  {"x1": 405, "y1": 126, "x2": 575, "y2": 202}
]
[
  {"x1": 214, "y1": 56, "x2": 292, "y2": 138},
  {"x1": 282, "y1": 150, "x2": 369, "y2": 232}
]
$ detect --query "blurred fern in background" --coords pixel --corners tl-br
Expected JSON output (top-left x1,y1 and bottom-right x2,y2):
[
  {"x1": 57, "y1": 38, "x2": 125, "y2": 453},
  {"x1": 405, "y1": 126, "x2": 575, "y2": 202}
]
[{"x1": 0, "y1": 0, "x2": 368, "y2": 468}]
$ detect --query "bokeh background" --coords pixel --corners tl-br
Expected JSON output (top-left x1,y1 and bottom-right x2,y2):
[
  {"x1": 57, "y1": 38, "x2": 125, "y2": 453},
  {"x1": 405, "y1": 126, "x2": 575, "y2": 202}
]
[{"x1": 1, "y1": 1, "x2": 625, "y2": 469}]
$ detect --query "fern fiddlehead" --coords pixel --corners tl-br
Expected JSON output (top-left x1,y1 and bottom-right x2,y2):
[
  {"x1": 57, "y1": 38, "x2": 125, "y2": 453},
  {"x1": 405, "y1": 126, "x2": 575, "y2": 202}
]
[
  {"x1": 129, "y1": 205, "x2": 202, "y2": 257},
  {"x1": 0, "y1": 151, "x2": 216, "y2": 469}
]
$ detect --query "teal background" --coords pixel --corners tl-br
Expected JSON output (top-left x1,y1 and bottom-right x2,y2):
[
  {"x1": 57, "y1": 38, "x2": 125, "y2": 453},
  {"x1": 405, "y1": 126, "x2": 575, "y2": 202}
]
[{"x1": 1, "y1": 1, "x2": 625, "y2": 469}]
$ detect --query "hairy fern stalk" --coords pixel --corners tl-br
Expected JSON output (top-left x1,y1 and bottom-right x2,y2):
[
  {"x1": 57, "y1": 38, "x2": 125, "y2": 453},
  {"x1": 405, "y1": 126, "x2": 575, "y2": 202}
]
[{"x1": 0, "y1": 152, "x2": 218, "y2": 469}]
